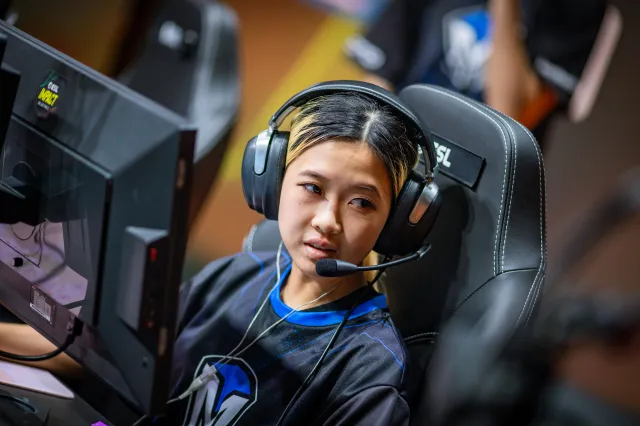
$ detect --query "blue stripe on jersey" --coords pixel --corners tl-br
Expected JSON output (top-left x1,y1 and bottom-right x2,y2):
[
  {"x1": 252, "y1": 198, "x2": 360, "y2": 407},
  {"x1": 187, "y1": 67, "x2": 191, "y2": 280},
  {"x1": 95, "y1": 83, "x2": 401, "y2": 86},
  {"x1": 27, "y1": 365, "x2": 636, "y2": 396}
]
[
  {"x1": 270, "y1": 266, "x2": 388, "y2": 327},
  {"x1": 360, "y1": 332, "x2": 404, "y2": 370},
  {"x1": 253, "y1": 254, "x2": 292, "y2": 315},
  {"x1": 247, "y1": 252, "x2": 265, "y2": 275}
]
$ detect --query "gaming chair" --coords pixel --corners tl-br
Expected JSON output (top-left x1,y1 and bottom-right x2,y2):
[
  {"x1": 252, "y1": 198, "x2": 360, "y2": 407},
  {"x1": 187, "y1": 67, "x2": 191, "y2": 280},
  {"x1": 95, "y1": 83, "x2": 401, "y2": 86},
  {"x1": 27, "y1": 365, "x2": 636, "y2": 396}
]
[
  {"x1": 118, "y1": 0, "x2": 240, "y2": 226},
  {"x1": 242, "y1": 84, "x2": 547, "y2": 424}
]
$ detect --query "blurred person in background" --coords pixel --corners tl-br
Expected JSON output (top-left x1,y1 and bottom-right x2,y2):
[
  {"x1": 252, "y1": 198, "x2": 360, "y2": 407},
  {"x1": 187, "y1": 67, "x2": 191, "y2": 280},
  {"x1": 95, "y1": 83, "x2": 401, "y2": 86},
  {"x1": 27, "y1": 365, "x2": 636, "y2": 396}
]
[
  {"x1": 542, "y1": 225, "x2": 640, "y2": 423},
  {"x1": 344, "y1": 0, "x2": 607, "y2": 148},
  {"x1": 542, "y1": 306, "x2": 640, "y2": 425},
  {"x1": 425, "y1": 168, "x2": 640, "y2": 426},
  {"x1": 523, "y1": 180, "x2": 640, "y2": 425}
]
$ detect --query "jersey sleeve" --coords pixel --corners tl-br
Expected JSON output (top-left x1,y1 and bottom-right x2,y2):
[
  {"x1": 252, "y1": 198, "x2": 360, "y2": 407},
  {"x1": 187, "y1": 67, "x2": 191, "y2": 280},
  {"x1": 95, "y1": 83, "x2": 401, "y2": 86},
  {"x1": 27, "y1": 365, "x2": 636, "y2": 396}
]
[
  {"x1": 527, "y1": 0, "x2": 607, "y2": 105},
  {"x1": 176, "y1": 255, "x2": 237, "y2": 334},
  {"x1": 344, "y1": 0, "x2": 429, "y2": 86},
  {"x1": 322, "y1": 386, "x2": 410, "y2": 426}
]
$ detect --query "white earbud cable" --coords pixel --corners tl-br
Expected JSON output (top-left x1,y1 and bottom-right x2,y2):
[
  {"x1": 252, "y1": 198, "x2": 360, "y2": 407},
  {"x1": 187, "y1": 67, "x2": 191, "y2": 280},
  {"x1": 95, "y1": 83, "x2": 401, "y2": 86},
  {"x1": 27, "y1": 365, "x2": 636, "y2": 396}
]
[{"x1": 170, "y1": 242, "x2": 345, "y2": 403}]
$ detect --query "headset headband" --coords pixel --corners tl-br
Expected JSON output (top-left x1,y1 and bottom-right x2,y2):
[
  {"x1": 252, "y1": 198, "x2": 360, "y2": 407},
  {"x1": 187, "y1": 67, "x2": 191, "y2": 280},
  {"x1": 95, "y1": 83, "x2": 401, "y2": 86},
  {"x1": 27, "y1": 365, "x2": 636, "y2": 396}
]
[{"x1": 268, "y1": 80, "x2": 438, "y2": 173}]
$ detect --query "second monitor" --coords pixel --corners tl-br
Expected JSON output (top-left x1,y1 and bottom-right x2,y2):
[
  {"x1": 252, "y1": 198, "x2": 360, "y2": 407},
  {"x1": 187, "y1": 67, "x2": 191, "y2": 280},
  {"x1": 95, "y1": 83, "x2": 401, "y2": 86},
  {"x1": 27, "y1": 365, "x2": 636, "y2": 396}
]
[{"x1": 0, "y1": 20, "x2": 195, "y2": 420}]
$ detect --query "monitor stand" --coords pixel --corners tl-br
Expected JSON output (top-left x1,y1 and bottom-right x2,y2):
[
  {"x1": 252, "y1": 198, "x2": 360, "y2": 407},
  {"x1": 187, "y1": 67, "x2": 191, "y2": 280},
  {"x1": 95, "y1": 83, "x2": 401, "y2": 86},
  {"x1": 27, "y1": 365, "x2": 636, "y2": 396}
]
[{"x1": 0, "y1": 388, "x2": 50, "y2": 425}]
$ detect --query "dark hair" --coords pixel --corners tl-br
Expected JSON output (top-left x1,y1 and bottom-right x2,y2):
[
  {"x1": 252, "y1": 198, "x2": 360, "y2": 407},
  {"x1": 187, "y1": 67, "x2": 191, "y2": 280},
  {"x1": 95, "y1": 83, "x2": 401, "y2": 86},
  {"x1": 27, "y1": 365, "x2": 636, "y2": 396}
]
[{"x1": 286, "y1": 92, "x2": 418, "y2": 198}]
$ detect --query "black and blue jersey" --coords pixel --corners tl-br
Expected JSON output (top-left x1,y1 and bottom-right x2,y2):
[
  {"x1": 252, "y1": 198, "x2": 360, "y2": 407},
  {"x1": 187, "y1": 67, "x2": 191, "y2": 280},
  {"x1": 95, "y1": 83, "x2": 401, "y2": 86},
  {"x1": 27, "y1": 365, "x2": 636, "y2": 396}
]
[
  {"x1": 347, "y1": 0, "x2": 606, "y2": 107},
  {"x1": 167, "y1": 250, "x2": 412, "y2": 425}
]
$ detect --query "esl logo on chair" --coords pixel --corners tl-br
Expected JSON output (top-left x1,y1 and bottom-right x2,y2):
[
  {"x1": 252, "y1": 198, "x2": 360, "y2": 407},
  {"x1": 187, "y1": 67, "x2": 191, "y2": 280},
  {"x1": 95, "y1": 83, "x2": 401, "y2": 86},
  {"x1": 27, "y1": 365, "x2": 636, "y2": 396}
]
[
  {"x1": 434, "y1": 142, "x2": 452, "y2": 168},
  {"x1": 183, "y1": 356, "x2": 258, "y2": 426}
]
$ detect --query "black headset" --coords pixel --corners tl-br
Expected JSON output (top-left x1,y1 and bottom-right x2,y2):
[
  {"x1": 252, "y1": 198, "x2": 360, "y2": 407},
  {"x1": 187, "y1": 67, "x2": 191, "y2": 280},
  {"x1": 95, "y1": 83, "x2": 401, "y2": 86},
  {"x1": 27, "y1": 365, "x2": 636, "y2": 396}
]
[{"x1": 241, "y1": 80, "x2": 442, "y2": 257}]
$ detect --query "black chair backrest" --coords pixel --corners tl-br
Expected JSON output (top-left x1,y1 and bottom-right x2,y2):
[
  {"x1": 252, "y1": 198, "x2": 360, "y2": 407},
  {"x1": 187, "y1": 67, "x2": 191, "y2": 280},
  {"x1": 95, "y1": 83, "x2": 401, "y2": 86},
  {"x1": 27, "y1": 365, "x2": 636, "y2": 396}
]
[{"x1": 242, "y1": 84, "x2": 547, "y2": 424}]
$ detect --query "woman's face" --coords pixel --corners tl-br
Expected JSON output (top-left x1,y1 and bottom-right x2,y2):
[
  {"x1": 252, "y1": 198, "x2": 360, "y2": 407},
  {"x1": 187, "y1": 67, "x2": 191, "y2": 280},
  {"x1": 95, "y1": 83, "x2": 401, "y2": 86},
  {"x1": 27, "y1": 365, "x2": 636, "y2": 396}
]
[{"x1": 278, "y1": 140, "x2": 393, "y2": 279}]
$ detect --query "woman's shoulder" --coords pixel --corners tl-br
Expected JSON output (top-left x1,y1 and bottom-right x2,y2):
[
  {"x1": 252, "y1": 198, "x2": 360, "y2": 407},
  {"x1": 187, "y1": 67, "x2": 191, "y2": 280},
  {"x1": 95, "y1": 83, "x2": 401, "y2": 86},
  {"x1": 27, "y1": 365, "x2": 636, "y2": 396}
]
[
  {"x1": 189, "y1": 250, "x2": 284, "y2": 285},
  {"x1": 343, "y1": 313, "x2": 411, "y2": 388},
  {"x1": 362, "y1": 314, "x2": 409, "y2": 362},
  {"x1": 320, "y1": 313, "x2": 415, "y2": 413},
  {"x1": 177, "y1": 250, "x2": 286, "y2": 328}
]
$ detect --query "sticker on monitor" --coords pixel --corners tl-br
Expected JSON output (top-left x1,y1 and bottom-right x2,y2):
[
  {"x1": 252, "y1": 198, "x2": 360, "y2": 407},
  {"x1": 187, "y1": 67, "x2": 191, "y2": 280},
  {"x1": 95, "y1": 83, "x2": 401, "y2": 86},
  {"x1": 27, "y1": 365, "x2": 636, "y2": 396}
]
[{"x1": 34, "y1": 70, "x2": 66, "y2": 120}]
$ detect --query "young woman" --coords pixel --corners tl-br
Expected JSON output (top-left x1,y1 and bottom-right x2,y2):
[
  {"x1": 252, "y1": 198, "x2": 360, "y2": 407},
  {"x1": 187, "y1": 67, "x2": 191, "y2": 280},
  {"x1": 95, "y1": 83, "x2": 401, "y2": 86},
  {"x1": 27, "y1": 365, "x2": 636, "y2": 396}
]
[{"x1": 166, "y1": 90, "x2": 421, "y2": 425}]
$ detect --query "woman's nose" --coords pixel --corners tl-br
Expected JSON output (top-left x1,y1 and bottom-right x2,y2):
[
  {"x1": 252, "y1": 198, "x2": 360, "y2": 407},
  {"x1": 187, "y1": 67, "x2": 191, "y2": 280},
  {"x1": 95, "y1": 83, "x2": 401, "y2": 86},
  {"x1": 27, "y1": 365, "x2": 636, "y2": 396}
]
[{"x1": 311, "y1": 203, "x2": 342, "y2": 235}]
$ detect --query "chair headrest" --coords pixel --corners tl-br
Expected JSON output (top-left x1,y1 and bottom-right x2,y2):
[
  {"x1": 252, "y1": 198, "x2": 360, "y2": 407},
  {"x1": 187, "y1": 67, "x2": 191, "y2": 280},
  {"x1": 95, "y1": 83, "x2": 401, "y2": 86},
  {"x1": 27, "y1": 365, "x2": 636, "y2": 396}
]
[
  {"x1": 241, "y1": 84, "x2": 548, "y2": 342},
  {"x1": 383, "y1": 84, "x2": 547, "y2": 338}
]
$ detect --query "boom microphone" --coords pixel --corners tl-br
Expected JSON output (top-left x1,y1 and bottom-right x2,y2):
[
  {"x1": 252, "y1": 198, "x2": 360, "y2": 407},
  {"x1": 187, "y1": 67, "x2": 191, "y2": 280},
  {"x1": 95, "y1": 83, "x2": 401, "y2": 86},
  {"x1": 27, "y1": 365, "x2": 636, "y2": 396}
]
[{"x1": 316, "y1": 245, "x2": 431, "y2": 277}]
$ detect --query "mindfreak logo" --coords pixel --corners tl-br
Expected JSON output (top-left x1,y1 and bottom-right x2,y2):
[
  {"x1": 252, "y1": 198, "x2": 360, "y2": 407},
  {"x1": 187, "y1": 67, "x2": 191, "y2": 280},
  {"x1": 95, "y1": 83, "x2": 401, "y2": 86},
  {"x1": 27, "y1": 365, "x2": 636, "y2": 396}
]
[{"x1": 182, "y1": 356, "x2": 258, "y2": 426}]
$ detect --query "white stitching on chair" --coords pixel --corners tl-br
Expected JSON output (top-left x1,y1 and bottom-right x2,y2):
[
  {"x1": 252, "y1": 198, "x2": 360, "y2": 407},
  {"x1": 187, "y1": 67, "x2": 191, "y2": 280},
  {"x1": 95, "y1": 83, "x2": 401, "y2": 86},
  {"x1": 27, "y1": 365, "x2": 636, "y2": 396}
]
[
  {"x1": 523, "y1": 120, "x2": 547, "y2": 325},
  {"x1": 465, "y1": 100, "x2": 545, "y2": 325},
  {"x1": 404, "y1": 332, "x2": 438, "y2": 344},
  {"x1": 421, "y1": 88, "x2": 545, "y2": 325},
  {"x1": 421, "y1": 87, "x2": 508, "y2": 276},
  {"x1": 509, "y1": 120, "x2": 546, "y2": 325},
  {"x1": 467, "y1": 102, "x2": 545, "y2": 325},
  {"x1": 501, "y1": 123, "x2": 517, "y2": 273}
]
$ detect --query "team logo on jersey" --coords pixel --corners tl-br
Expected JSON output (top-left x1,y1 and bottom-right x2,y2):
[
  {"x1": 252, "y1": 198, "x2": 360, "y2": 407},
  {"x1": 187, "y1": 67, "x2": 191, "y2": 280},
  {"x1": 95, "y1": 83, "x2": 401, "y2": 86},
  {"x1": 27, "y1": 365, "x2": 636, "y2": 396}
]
[
  {"x1": 441, "y1": 7, "x2": 493, "y2": 93},
  {"x1": 182, "y1": 356, "x2": 258, "y2": 426}
]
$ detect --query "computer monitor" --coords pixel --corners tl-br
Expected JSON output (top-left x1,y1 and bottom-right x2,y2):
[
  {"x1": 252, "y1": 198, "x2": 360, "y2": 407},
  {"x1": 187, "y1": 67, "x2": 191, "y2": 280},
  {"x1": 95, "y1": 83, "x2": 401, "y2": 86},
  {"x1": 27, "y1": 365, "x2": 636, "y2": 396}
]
[{"x1": 0, "y1": 20, "x2": 195, "y2": 420}]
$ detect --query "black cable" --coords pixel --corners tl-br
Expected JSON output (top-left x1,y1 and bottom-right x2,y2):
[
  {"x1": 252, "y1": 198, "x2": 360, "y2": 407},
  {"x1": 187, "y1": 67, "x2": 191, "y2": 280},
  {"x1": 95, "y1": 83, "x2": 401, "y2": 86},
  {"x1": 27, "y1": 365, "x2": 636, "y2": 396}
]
[
  {"x1": 35, "y1": 221, "x2": 44, "y2": 266},
  {"x1": 2, "y1": 222, "x2": 79, "y2": 363},
  {"x1": 10, "y1": 223, "x2": 38, "y2": 241},
  {"x1": 5, "y1": 220, "x2": 67, "y2": 283},
  {"x1": 0, "y1": 316, "x2": 82, "y2": 362},
  {"x1": 276, "y1": 266, "x2": 388, "y2": 426},
  {"x1": 31, "y1": 222, "x2": 68, "y2": 285},
  {"x1": 3, "y1": 223, "x2": 42, "y2": 266}
]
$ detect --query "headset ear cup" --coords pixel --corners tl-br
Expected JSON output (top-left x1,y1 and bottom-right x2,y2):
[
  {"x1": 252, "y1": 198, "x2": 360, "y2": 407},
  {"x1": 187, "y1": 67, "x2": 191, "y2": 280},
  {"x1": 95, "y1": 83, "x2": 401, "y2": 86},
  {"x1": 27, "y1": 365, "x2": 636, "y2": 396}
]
[
  {"x1": 262, "y1": 132, "x2": 289, "y2": 220},
  {"x1": 241, "y1": 135, "x2": 261, "y2": 213},
  {"x1": 374, "y1": 171, "x2": 441, "y2": 257},
  {"x1": 241, "y1": 131, "x2": 289, "y2": 219}
]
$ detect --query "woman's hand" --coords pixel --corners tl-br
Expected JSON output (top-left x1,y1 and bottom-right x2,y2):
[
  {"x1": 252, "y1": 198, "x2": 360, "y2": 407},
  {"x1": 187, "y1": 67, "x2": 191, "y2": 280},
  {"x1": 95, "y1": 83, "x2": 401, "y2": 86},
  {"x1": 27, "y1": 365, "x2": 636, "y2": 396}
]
[{"x1": 486, "y1": 0, "x2": 551, "y2": 126}]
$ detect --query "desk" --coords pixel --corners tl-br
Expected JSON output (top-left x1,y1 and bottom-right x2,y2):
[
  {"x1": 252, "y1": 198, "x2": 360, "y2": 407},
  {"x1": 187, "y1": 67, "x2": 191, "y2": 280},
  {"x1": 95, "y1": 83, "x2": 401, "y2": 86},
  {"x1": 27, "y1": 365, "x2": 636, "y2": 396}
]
[
  {"x1": 0, "y1": 382, "x2": 142, "y2": 426},
  {"x1": 0, "y1": 383, "x2": 110, "y2": 425}
]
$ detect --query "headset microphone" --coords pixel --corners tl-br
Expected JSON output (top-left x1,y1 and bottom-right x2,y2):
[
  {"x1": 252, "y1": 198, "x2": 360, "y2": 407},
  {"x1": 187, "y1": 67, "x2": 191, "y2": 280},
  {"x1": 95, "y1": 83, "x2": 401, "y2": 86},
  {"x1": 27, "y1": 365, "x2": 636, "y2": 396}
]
[{"x1": 316, "y1": 245, "x2": 431, "y2": 277}]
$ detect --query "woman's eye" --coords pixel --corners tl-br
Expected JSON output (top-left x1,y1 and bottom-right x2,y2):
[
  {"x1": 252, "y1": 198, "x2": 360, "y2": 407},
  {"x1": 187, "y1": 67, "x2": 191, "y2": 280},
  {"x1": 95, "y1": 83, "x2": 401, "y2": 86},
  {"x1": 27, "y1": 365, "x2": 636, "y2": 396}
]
[
  {"x1": 351, "y1": 198, "x2": 375, "y2": 210},
  {"x1": 302, "y1": 183, "x2": 322, "y2": 195}
]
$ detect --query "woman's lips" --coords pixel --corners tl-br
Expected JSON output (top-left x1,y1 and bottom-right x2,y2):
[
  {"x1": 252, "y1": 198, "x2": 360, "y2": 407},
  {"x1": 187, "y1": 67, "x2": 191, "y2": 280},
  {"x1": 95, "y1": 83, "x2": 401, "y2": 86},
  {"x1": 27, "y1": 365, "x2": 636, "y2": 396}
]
[{"x1": 303, "y1": 243, "x2": 337, "y2": 260}]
